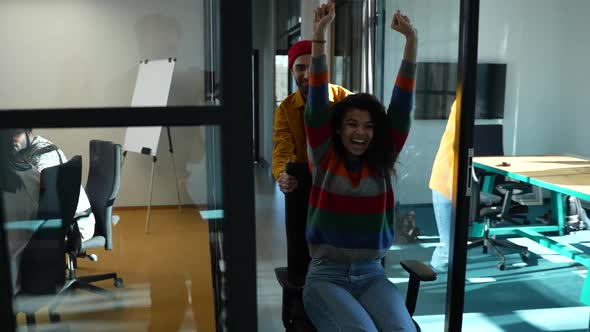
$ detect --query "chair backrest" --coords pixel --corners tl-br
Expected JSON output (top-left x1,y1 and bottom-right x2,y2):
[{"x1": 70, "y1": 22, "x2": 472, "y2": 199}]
[
  {"x1": 469, "y1": 168, "x2": 482, "y2": 222},
  {"x1": 85, "y1": 140, "x2": 121, "y2": 250},
  {"x1": 284, "y1": 162, "x2": 312, "y2": 284},
  {"x1": 37, "y1": 155, "x2": 82, "y2": 226},
  {"x1": 20, "y1": 156, "x2": 82, "y2": 294},
  {"x1": 473, "y1": 124, "x2": 503, "y2": 157}
]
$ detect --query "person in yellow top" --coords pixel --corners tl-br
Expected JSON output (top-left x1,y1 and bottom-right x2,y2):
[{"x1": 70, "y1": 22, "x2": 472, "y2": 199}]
[
  {"x1": 429, "y1": 100, "x2": 458, "y2": 271},
  {"x1": 272, "y1": 40, "x2": 351, "y2": 193},
  {"x1": 272, "y1": 40, "x2": 352, "y2": 289}
]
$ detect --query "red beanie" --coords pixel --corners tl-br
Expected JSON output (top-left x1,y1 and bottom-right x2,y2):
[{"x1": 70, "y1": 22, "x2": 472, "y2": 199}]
[{"x1": 288, "y1": 40, "x2": 312, "y2": 71}]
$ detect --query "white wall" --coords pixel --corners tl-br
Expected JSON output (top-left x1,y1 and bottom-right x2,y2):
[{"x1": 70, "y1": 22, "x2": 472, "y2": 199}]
[
  {"x1": 561, "y1": 1, "x2": 590, "y2": 158},
  {"x1": 385, "y1": 0, "x2": 459, "y2": 205},
  {"x1": 253, "y1": 0, "x2": 276, "y2": 166},
  {"x1": 386, "y1": 0, "x2": 590, "y2": 205},
  {"x1": 0, "y1": 0, "x2": 210, "y2": 207}
]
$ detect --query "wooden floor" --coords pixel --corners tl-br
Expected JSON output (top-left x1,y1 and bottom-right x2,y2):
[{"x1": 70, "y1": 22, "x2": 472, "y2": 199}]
[{"x1": 15, "y1": 207, "x2": 216, "y2": 332}]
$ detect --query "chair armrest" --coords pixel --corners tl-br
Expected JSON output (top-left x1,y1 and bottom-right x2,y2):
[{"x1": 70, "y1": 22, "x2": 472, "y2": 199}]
[
  {"x1": 480, "y1": 192, "x2": 502, "y2": 206},
  {"x1": 480, "y1": 206, "x2": 501, "y2": 218},
  {"x1": 400, "y1": 260, "x2": 437, "y2": 317},
  {"x1": 400, "y1": 260, "x2": 437, "y2": 282},
  {"x1": 497, "y1": 182, "x2": 530, "y2": 189},
  {"x1": 496, "y1": 183, "x2": 532, "y2": 197},
  {"x1": 274, "y1": 267, "x2": 303, "y2": 291},
  {"x1": 73, "y1": 208, "x2": 92, "y2": 221}
]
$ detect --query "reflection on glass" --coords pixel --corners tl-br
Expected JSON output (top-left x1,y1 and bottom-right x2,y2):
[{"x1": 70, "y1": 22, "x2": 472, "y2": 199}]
[
  {"x1": 462, "y1": 1, "x2": 590, "y2": 331},
  {"x1": 275, "y1": 55, "x2": 290, "y2": 107},
  {"x1": 414, "y1": 63, "x2": 506, "y2": 120},
  {"x1": 0, "y1": 0, "x2": 217, "y2": 110},
  {"x1": 380, "y1": 1, "x2": 461, "y2": 331},
  {"x1": 1, "y1": 127, "x2": 220, "y2": 331}
]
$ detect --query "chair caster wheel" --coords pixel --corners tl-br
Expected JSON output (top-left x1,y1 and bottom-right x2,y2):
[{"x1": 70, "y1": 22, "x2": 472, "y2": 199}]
[
  {"x1": 115, "y1": 278, "x2": 123, "y2": 288},
  {"x1": 497, "y1": 262, "x2": 505, "y2": 271},
  {"x1": 49, "y1": 312, "x2": 60, "y2": 322}
]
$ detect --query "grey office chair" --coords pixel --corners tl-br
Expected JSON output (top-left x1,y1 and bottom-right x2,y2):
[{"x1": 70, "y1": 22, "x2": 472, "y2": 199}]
[
  {"x1": 47, "y1": 140, "x2": 123, "y2": 322},
  {"x1": 77, "y1": 140, "x2": 122, "y2": 269},
  {"x1": 17, "y1": 156, "x2": 82, "y2": 325},
  {"x1": 468, "y1": 168, "x2": 530, "y2": 271},
  {"x1": 474, "y1": 124, "x2": 531, "y2": 225}
]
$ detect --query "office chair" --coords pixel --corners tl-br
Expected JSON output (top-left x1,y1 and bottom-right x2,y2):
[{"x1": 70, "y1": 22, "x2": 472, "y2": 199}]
[
  {"x1": 274, "y1": 162, "x2": 437, "y2": 332},
  {"x1": 467, "y1": 167, "x2": 530, "y2": 271},
  {"x1": 284, "y1": 162, "x2": 312, "y2": 288},
  {"x1": 474, "y1": 124, "x2": 531, "y2": 226},
  {"x1": 46, "y1": 140, "x2": 123, "y2": 322},
  {"x1": 275, "y1": 162, "x2": 313, "y2": 331},
  {"x1": 16, "y1": 156, "x2": 82, "y2": 325},
  {"x1": 75, "y1": 140, "x2": 123, "y2": 285}
]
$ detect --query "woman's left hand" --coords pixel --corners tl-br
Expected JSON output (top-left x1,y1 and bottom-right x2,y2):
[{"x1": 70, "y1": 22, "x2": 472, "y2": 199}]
[{"x1": 391, "y1": 10, "x2": 417, "y2": 40}]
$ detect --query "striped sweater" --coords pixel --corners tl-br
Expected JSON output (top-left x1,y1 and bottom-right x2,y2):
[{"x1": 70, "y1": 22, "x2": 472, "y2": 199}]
[{"x1": 304, "y1": 55, "x2": 416, "y2": 263}]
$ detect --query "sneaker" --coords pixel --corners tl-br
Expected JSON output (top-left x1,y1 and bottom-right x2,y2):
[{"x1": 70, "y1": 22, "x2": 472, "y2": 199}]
[{"x1": 430, "y1": 261, "x2": 448, "y2": 273}]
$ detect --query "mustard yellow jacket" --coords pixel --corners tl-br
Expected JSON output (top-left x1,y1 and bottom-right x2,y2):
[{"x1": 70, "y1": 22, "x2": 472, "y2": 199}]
[
  {"x1": 272, "y1": 84, "x2": 351, "y2": 179},
  {"x1": 429, "y1": 100, "x2": 459, "y2": 200}
]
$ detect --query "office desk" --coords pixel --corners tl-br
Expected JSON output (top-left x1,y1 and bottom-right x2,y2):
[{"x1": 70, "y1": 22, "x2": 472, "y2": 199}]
[
  {"x1": 473, "y1": 155, "x2": 590, "y2": 304},
  {"x1": 5, "y1": 219, "x2": 62, "y2": 295},
  {"x1": 475, "y1": 155, "x2": 590, "y2": 232}
]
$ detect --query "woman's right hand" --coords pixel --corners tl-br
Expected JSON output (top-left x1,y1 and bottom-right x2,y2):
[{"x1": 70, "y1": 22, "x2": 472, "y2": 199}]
[
  {"x1": 391, "y1": 10, "x2": 417, "y2": 40},
  {"x1": 312, "y1": 1, "x2": 336, "y2": 39}
]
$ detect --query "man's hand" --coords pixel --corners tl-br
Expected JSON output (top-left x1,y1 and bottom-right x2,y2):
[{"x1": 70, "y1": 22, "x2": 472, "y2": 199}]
[
  {"x1": 391, "y1": 10, "x2": 417, "y2": 40},
  {"x1": 312, "y1": 1, "x2": 336, "y2": 39},
  {"x1": 278, "y1": 171, "x2": 298, "y2": 194}
]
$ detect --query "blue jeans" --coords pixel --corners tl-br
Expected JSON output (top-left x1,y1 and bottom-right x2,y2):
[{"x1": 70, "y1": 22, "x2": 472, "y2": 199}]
[
  {"x1": 431, "y1": 189, "x2": 452, "y2": 270},
  {"x1": 303, "y1": 258, "x2": 416, "y2": 332}
]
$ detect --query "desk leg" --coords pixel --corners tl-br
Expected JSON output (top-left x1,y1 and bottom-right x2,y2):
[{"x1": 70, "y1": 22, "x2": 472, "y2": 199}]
[
  {"x1": 482, "y1": 175, "x2": 496, "y2": 193},
  {"x1": 551, "y1": 192, "x2": 565, "y2": 236},
  {"x1": 581, "y1": 274, "x2": 590, "y2": 305}
]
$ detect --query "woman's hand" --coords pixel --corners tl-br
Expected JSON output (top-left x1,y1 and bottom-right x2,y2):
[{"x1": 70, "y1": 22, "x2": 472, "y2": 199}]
[
  {"x1": 312, "y1": 1, "x2": 336, "y2": 40},
  {"x1": 391, "y1": 10, "x2": 417, "y2": 40},
  {"x1": 392, "y1": 10, "x2": 417, "y2": 62}
]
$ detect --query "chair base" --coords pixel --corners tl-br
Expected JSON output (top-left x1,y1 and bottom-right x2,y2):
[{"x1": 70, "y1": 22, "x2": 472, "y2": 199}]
[
  {"x1": 282, "y1": 287, "x2": 316, "y2": 332},
  {"x1": 468, "y1": 236, "x2": 529, "y2": 270},
  {"x1": 494, "y1": 214, "x2": 530, "y2": 227},
  {"x1": 47, "y1": 272, "x2": 123, "y2": 321},
  {"x1": 19, "y1": 273, "x2": 122, "y2": 330}
]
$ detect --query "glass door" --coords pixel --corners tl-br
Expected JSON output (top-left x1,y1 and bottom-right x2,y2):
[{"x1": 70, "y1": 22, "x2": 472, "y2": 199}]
[
  {"x1": 374, "y1": 0, "x2": 480, "y2": 330},
  {"x1": 0, "y1": 0, "x2": 257, "y2": 331}
]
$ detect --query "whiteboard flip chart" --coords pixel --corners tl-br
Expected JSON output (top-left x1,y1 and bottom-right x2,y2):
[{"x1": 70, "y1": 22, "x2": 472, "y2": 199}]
[{"x1": 123, "y1": 59, "x2": 176, "y2": 156}]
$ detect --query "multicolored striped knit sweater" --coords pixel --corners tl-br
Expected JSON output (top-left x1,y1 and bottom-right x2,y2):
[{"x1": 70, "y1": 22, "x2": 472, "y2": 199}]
[{"x1": 304, "y1": 55, "x2": 416, "y2": 263}]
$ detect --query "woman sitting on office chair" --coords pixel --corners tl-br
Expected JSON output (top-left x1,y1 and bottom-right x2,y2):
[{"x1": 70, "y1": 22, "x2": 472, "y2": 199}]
[
  {"x1": 302, "y1": 3, "x2": 418, "y2": 331},
  {"x1": 10, "y1": 128, "x2": 96, "y2": 242}
]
